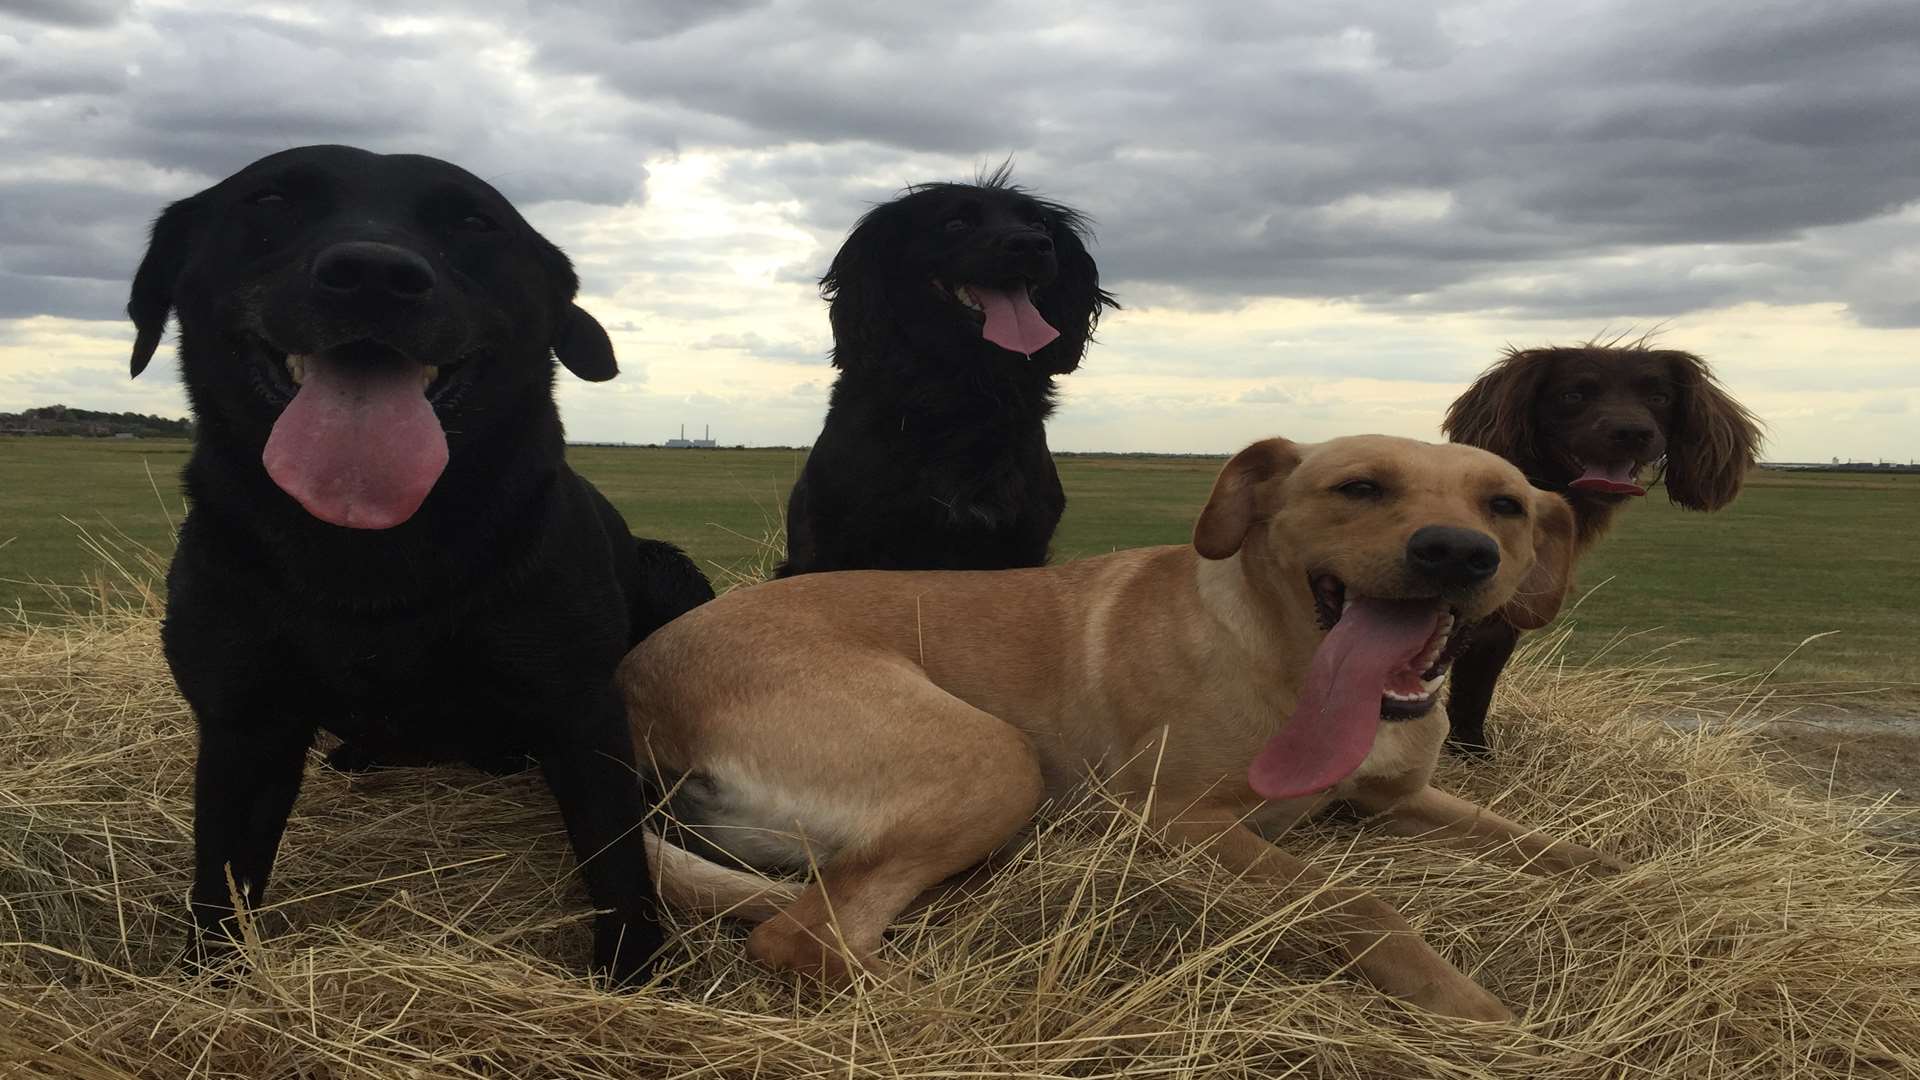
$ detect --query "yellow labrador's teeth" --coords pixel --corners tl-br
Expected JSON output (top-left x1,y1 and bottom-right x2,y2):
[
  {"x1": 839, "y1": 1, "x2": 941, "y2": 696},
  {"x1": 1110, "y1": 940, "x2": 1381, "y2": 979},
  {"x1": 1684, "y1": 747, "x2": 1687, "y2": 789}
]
[
  {"x1": 423, "y1": 364, "x2": 439, "y2": 389},
  {"x1": 286, "y1": 354, "x2": 307, "y2": 385}
]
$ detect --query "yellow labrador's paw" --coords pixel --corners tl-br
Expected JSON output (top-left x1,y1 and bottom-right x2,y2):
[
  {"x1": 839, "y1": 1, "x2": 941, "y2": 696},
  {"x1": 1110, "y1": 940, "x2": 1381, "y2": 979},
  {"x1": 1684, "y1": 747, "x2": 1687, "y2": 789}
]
[{"x1": 1406, "y1": 975, "x2": 1517, "y2": 1023}]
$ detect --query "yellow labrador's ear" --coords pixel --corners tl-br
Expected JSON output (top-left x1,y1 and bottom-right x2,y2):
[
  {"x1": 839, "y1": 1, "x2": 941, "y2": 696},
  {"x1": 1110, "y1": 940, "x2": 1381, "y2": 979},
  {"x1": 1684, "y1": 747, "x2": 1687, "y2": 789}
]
[
  {"x1": 1193, "y1": 438, "x2": 1300, "y2": 560},
  {"x1": 1502, "y1": 491, "x2": 1577, "y2": 629}
]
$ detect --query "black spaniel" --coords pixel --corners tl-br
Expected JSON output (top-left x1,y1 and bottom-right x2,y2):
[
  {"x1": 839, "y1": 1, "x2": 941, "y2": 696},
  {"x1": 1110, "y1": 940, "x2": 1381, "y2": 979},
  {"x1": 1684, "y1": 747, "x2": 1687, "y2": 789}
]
[{"x1": 777, "y1": 170, "x2": 1117, "y2": 576}]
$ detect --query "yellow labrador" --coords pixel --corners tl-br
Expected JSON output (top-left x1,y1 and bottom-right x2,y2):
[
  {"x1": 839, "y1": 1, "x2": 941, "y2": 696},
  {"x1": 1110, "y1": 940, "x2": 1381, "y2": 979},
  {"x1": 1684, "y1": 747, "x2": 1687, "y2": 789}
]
[{"x1": 623, "y1": 435, "x2": 1624, "y2": 1020}]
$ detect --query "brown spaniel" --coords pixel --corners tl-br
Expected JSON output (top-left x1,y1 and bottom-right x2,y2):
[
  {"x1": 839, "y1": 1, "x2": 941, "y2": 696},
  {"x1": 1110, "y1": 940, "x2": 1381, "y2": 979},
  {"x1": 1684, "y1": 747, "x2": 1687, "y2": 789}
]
[{"x1": 1440, "y1": 342, "x2": 1763, "y2": 754}]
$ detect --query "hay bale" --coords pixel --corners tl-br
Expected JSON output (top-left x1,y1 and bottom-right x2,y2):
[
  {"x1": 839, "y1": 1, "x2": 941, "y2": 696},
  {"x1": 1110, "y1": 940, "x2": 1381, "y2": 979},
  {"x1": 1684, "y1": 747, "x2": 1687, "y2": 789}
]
[{"x1": 3, "y1": 594, "x2": 1917, "y2": 1078}]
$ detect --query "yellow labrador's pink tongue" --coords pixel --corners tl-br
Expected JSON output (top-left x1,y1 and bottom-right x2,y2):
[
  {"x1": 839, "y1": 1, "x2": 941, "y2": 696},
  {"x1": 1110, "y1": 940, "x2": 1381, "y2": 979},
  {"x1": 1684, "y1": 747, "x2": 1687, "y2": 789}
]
[
  {"x1": 262, "y1": 352, "x2": 448, "y2": 530},
  {"x1": 1568, "y1": 461, "x2": 1646, "y2": 496},
  {"x1": 1248, "y1": 598, "x2": 1444, "y2": 801},
  {"x1": 968, "y1": 285, "x2": 1059, "y2": 356}
]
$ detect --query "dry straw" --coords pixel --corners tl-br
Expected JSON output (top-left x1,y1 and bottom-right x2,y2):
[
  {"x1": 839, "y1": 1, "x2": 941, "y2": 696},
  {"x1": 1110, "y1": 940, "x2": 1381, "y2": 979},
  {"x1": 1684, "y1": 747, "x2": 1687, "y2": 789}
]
[{"x1": 3, "y1": 537, "x2": 1917, "y2": 1078}]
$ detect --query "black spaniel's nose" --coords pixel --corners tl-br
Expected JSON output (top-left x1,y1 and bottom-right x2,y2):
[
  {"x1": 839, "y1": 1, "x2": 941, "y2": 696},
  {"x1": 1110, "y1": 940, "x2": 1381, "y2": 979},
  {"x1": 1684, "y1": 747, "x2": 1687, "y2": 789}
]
[
  {"x1": 311, "y1": 242, "x2": 436, "y2": 303},
  {"x1": 998, "y1": 229, "x2": 1054, "y2": 256},
  {"x1": 1406, "y1": 525, "x2": 1500, "y2": 587}
]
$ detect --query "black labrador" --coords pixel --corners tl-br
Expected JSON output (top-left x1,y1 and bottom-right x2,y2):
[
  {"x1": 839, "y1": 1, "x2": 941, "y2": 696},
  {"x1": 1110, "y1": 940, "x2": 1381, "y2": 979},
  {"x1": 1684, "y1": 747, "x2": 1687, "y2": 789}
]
[
  {"x1": 777, "y1": 171, "x2": 1117, "y2": 576},
  {"x1": 127, "y1": 144, "x2": 714, "y2": 984}
]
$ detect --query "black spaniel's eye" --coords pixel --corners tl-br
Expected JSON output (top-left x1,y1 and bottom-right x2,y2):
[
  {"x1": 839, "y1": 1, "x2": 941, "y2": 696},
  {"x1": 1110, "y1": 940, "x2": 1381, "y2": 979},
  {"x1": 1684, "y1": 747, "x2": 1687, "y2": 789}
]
[
  {"x1": 456, "y1": 212, "x2": 500, "y2": 233},
  {"x1": 1336, "y1": 479, "x2": 1383, "y2": 499},
  {"x1": 246, "y1": 190, "x2": 288, "y2": 207},
  {"x1": 1029, "y1": 217, "x2": 1051, "y2": 233},
  {"x1": 1490, "y1": 495, "x2": 1526, "y2": 518},
  {"x1": 944, "y1": 217, "x2": 971, "y2": 233}
]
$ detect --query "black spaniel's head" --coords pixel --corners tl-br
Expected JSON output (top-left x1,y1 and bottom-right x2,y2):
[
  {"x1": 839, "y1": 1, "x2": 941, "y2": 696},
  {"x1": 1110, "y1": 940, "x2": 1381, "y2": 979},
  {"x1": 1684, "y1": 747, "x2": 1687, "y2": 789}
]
[{"x1": 819, "y1": 168, "x2": 1117, "y2": 376}]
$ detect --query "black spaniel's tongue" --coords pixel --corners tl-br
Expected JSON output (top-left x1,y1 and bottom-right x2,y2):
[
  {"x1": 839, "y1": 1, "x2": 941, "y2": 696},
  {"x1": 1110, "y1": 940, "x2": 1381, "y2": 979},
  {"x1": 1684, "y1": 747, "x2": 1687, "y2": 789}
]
[
  {"x1": 1568, "y1": 461, "x2": 1647, "y2": 496},
  {"x1": 262, "y1": 351, "x2": 448, "y2": 530},
  {"x1": 1247, "y1": 598, "x2": 1444, "y2": 801},
  {"x1": 969, "y1": 285, "x2": 1059, "y2": 356}
]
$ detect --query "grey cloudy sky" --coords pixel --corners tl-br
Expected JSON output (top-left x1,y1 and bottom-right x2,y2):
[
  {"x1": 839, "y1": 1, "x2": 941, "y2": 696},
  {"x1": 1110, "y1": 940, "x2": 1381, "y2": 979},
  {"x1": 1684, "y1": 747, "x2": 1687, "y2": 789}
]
[{"x1": 2, "y1": 0, "x2": 1917, "y2": 461}]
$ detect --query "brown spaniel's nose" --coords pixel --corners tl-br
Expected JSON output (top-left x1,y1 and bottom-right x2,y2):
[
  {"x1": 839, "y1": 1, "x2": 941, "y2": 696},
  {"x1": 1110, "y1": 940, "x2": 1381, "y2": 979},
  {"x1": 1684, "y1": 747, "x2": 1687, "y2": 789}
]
[
  {"x1": 1606, "y1": 422, "x2": 1659, "y2": 451},
  {"x1": 1406, "y1": 525, "x2": 1500, "y2": 587}
]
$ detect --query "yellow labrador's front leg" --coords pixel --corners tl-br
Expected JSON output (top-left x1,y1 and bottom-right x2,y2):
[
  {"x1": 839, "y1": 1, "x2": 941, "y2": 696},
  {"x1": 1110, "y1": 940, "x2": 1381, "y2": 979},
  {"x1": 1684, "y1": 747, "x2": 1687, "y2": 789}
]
[
  {"x1": 1158, "y1": 809, "x2": 1514, "y2": 1022},
  {"x1": 1359, "y1": 785, "x2": 1628, "y2": 876}
]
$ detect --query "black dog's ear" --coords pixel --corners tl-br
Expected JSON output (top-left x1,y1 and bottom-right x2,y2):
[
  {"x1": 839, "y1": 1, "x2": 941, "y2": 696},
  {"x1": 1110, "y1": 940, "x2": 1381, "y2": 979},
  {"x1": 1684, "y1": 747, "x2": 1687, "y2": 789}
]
[
  {"x1": 1442, "y1": 348, "x2": 1554, "y2": 462},
  {"x1": 127, "y1": 196, "x2": 201, "y2": 378},
  {"x1": 1661, "y1": 350, "x2": 1762, "y2": 511},
  {"x1": 820, "y1": 198, "x2": 912, "y2": 370},
  {"x1": 1031, "y1": 206, "x2": 1119, "y2": 376},
  {"x1": 534, "y1": 235, "x2": 619, "y2": 381},
  {"x1": 555, "y1": 303, "x2": 618, "y2": 381}
]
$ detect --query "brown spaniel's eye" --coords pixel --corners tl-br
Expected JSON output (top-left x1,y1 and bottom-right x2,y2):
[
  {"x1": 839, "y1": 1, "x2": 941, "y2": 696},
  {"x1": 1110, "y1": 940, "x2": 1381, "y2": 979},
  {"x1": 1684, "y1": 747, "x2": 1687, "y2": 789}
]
[
  {"x1": 1647, "y1": 391, "x2": 1671, "y2": 406},
  {"x1": 1490, "y1": 495, "x2": 1526, "y2": 518},
  {"x1": 1560, "y1": 390, "x2": 1584, "y2": 405},
  {"x1": 1335, "y1": 479, "x2": 1383, "y2": 499}
]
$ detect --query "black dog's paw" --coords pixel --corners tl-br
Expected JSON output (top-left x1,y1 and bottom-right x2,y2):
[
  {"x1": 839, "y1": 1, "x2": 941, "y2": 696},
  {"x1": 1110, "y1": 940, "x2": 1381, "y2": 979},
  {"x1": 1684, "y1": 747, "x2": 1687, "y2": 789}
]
[
  {"x1": 325, "y1": 741, "x2": 382, "y2": 774},
  {"x1": 592, "y1": 912, "x2": 668, "y2": 991},
  {"x1": 1444, "y1": 738, "x2": 1494, "y2": 760},
  {"x1": 180, "y1": 926, "x2": 244, "y2": 985}
]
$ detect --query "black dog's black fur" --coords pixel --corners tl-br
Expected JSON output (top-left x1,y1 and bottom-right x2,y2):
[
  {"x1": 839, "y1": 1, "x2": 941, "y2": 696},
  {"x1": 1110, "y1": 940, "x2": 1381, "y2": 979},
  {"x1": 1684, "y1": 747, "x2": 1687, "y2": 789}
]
[
  {"x1": 128, "y1": 145, "x2": 712, "y2": 985},
  {"x1": 777, "y1": 170, "x2": 1116, "y2": 576}
]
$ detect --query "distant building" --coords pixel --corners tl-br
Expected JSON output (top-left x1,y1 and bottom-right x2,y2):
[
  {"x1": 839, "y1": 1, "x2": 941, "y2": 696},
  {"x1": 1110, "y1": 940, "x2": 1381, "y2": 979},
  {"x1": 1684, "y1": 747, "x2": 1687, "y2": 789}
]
[{"x1": 664, "y1": 424, "x2": 717, "y2": 449}]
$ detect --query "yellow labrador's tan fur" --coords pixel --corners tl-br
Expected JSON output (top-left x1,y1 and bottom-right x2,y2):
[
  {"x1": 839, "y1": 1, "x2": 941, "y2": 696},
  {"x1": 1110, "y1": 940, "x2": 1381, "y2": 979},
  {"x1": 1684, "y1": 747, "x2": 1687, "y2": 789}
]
[{"x1": 622, "y1": 435, "x2": 1625, "y2": 1021}]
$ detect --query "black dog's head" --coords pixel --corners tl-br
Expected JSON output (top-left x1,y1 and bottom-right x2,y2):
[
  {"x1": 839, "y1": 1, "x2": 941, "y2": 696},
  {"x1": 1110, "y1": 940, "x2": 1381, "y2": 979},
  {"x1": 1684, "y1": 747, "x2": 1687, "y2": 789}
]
[
  {"x1": 128, "y1": 144, "x2": 616, "y2": 530},
  {"x1": 819, "y1": 168, "x2": 1117, "y2": 375},
  {"x1": 1444, "y1": 344, "x2": 1763, "y2": 511}
]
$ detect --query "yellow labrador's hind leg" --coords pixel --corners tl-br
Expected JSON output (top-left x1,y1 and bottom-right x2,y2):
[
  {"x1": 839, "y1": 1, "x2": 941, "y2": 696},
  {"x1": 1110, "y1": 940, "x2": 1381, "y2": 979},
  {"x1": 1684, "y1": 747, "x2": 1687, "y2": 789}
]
[{"x1": 743, "y1": 683, "x2": 1045, "y2": 985}]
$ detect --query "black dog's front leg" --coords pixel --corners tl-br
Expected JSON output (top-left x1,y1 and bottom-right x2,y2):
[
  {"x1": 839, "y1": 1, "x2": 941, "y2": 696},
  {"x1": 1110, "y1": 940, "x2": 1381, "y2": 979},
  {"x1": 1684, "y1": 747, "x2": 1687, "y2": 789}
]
[
  {"x1": 538, "y1": 687, "x2": 662, "y2": 987},
  {"x1": 1444, "y1": 619, "x2": 1521, "y2": 757},
  {"x1": 188, "y1": 718, "x2": 315, "y2": 968}
]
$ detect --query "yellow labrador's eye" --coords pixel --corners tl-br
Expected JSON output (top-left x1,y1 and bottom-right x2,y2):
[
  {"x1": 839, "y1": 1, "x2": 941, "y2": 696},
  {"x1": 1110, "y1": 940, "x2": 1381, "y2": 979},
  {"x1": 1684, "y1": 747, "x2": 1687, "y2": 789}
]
[
  {"x1": 1490, "y1": 495, "x2": 1526, "y2": 518},
  {"x1": 1335, "y1": 479, "x2": 1383, "y2": 499}
]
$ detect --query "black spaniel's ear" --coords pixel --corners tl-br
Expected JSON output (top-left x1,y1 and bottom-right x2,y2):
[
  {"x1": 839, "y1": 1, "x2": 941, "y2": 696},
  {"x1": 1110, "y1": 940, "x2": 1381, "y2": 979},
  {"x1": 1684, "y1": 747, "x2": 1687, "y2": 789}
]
[
  {"x1": 1442, "y1": 348, "x2": 1555, "y2": 465},
  {"x1": 535, "y1": 236, "x2": 618, "y2": 381},
  {"x1": 127, "y1": 196, "x2": 202, "y2": 378},
  {"x1": 819, "y1": 197, "x2": 912, "y2": 370},
  {"x1": 1661, "y1": 350, "x2": 1762, "y2": 511},
  {"x1": 1030, "y1": 209, "x2": 1120, "y2": 376}
]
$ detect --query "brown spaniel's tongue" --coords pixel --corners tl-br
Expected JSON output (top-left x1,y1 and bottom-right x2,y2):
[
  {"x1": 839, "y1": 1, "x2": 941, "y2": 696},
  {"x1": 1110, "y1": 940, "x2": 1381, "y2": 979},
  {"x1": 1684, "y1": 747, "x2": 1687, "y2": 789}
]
[
  {"x1": 1568, "y1": 461, "x2": 1647, "y2": 496},
  {"x1": 968, "y1": 285, "x2": 1059, "y2": 356},
  {"x1": 1247, "y1": 598, "x2": 1443, "y2": 801},
  {"x1": 262, "y1": 352, "x2": 448, "y2": 530}
]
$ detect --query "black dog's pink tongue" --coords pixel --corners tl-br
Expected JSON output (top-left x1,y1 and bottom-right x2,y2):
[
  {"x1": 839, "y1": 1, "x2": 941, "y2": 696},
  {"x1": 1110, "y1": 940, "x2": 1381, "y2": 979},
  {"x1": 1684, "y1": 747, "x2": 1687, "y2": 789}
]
[
  {"x1": 1568, "y1": 461, "x2": 1647, "y2": 497},
  {"x1": 262, "y1": 352, "x2": 448, "y2": 530},
  {"x1": 1248, "y1": 598, "x2": 1443, "y2": 801},
  {"x1": 969, "y1": 285, "x2": 1059, "y2": 357}
]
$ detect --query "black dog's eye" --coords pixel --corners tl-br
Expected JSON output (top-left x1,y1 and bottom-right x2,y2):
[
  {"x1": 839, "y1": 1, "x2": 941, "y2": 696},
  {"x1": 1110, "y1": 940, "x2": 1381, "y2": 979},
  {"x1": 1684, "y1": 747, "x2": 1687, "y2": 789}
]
[
  {"x1": 944, "y1": 217, "x2": 971, "y2": 233},
  {"x1": 246, "y1": 190, "x2": 288, "y2": 207},
  {"x1": 456, "y1": 213, "x2": 500, "y2": 232},
  {"x1": 1490, "y1": 495, "x2": 1526, "y2": 518},
  {"x1": 1336, "y1": 479, "x2": 1383, "y2": 499}
]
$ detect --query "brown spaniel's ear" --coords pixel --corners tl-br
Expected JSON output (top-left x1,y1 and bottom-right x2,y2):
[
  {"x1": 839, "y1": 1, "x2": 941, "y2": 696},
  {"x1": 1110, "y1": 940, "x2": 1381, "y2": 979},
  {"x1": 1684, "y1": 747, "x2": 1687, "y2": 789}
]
[
  {"x1": 1193, "y1": 438, "x2": 1301, "y2": 559},
  {"x1": 127, "y1": 196, "x2": 201, "y2": 377},
  {"x1": 1502, "y1": 491, "x2": 1576, "y2": 630},
  {"x1": 1442, "y1": 349, "x2": 1553, "y2": 463},
  {"x1": 1662, "y1": 351, "x2": 1762, "y2": 511}
]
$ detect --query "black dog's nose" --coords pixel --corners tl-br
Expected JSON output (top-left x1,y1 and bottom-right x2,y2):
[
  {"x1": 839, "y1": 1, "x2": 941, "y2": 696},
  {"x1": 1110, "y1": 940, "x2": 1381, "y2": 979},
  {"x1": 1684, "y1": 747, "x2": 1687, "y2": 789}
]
[
  {"x1": 1406, "y1": 526, "x2": 1501, "y2": 587},
  {"x1": 311, "y1": 242, "x2": 437, "y2": 302},
  {"x1": 999, "y1": 230, "x2": 1054, "y2": 256}
]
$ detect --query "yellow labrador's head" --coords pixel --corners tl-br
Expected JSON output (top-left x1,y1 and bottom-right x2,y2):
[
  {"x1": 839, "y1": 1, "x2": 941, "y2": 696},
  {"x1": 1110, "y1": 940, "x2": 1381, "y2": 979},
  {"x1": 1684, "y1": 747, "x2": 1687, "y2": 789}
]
[{"x1": 1193, "y1": 435, "x2": 1575, "y2": 799}]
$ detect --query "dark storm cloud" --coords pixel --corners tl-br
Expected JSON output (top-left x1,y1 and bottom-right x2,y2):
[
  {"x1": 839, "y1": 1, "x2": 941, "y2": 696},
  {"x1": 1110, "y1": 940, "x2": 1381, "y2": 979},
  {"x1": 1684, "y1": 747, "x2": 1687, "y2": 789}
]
[{"x1": 2, "y1": 0, "x2": 1917, "y2": 327}]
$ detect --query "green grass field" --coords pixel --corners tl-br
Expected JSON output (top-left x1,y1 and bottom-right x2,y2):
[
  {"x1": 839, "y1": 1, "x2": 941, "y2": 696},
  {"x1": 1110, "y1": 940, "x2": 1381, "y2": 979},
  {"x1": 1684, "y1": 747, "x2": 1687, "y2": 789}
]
[{"x1": 3, "y1": 436, "x2": 1914, "y2": 693}]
